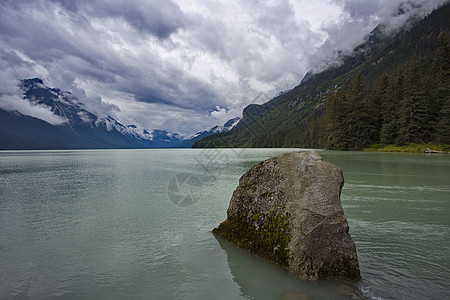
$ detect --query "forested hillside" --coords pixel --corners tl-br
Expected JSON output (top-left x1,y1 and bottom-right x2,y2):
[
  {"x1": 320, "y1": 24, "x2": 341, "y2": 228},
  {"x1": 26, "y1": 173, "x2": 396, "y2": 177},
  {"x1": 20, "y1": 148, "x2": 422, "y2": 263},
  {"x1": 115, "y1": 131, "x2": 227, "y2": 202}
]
[
  {"x1": 305, "y1": 34, "x2": 449, "y2": 150},
  {"x1": 193, "y1": 2, "x2": 450, "y2": 150}
]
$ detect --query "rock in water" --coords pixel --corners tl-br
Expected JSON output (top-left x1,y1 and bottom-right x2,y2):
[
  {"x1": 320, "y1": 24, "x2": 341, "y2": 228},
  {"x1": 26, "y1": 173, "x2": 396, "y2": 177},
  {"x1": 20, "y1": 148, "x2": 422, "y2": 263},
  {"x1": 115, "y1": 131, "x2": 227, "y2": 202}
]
[{"x1": 212, "y1": 151, "x2": 360, "y2": 280}]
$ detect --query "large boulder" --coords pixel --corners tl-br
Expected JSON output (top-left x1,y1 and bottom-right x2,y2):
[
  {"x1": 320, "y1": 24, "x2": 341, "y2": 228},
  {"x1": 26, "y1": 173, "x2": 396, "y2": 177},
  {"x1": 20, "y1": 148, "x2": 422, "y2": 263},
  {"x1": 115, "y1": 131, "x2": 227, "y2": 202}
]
[{"x1": 213, "y1": 151, "x2": 360, "y2": 280}]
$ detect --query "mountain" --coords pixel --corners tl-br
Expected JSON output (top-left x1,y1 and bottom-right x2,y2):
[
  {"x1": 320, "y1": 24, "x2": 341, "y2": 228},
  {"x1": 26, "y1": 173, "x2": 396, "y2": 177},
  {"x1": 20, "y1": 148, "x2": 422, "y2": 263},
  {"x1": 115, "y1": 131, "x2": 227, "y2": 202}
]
[
  {"x1": 0, "y1": 78, "x2": 238, "y2": 150},
  {"x1": 193, "y1": 2, "x2": 450, "y2": 149},
  {"x1": 188, "y1": 117, "x2": 240, "y2": 142}
]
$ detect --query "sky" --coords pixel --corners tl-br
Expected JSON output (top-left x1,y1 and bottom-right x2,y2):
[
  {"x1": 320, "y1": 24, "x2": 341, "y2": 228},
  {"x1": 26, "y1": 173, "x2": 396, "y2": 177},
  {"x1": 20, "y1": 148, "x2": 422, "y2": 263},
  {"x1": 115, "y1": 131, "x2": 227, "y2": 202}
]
[{"x1": 0, "y1": 0, "x2": 446, "y2": 136}]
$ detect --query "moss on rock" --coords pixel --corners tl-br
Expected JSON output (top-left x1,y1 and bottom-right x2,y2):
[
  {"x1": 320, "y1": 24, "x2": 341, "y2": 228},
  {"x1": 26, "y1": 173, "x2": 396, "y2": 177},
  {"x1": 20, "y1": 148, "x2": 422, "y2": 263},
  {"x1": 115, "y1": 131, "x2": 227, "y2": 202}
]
[{"x1": 213, "y1": 208, "x2": 290, "y2": 266}]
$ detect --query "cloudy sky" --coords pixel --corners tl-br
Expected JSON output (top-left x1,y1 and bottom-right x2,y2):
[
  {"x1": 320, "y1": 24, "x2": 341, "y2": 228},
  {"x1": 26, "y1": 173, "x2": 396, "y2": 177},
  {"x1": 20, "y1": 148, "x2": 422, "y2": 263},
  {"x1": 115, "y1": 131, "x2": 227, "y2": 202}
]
[{"x1": 0, "y1": 0, "x2": 446, "y2": 136}]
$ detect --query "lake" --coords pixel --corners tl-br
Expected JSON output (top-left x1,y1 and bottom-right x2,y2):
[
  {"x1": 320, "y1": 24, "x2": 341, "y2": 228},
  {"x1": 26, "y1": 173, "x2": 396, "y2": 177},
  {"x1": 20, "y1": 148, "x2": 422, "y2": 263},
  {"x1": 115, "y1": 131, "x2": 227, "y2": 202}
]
[{"x1": 0, "y1": 149, "x2": 449, "y2": 299}]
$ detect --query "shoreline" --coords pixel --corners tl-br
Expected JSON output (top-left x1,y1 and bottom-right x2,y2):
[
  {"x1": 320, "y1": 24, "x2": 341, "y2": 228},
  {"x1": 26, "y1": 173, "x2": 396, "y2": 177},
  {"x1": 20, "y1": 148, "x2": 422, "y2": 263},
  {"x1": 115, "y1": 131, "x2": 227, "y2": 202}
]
[{"x1": 363, "y1": 143, "x2": 450, "y2": 154}]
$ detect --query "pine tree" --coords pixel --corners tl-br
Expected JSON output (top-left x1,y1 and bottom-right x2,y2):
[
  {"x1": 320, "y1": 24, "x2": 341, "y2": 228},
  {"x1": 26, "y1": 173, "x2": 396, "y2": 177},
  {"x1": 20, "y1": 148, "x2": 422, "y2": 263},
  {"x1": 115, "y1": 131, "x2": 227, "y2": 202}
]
[
  {"x1": 322, "y1": 90, "x2": 347, "y2": 150},
  {"x1": 380, "y1": 69, "x2": 403, "y2": 144},
  {"x1": 397, "y1": 58, "x2": 433, "y2": 144},
  {"x1": 432, "y1": 32, "x2": 450, "y2": 144},
  {"x1": 304, "y1": 114, "x2": 320, "y2": 148},
  {"x1": 344, "y1": 73, "x2": 377, "y2": 149},
  {"x1": 376, "y1": 73, "x2": 390, "y2": 127}
]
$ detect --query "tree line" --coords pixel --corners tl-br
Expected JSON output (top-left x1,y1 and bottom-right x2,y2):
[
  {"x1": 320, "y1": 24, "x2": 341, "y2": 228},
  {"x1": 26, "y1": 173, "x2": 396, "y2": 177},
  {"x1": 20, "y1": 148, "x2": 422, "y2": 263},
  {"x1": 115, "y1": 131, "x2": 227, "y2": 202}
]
[{"x1": 302, "y1": 33, "x2": 450, "y2": 150}]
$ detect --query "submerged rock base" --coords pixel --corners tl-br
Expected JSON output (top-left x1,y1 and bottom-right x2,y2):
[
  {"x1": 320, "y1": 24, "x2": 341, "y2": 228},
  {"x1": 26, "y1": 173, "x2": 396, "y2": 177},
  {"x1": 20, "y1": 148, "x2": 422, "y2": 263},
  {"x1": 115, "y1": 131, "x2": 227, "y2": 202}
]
[{"x1": 213, "y1": 151, "x2": 360, "y2": 280}]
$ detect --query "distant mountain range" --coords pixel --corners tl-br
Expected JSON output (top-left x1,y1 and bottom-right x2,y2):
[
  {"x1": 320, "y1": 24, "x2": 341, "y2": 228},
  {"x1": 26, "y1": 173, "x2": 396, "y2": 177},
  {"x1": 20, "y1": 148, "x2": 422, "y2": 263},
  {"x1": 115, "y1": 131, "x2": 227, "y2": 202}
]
[
  {"x1": 3, "y1": 4, "x2": 448, "y2": 151},
  {"x1": 0, "y1": 78, "x2": 239, "y2": 150}
]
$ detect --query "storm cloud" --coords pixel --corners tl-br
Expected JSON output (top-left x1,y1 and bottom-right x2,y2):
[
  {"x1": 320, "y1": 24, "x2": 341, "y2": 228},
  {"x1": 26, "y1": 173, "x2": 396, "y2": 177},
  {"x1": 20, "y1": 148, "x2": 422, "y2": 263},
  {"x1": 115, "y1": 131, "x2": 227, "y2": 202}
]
[{"x1": 0, "y1": 0, "x2": 446, "y2": 136}]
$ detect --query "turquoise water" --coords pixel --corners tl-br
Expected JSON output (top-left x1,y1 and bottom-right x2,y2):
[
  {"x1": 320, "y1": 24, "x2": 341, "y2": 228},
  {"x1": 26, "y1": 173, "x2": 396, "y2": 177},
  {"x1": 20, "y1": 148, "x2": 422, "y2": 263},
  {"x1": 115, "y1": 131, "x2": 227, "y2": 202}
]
[{"x1": 0, "y1": 149, "x2": 448, "y2": 299}]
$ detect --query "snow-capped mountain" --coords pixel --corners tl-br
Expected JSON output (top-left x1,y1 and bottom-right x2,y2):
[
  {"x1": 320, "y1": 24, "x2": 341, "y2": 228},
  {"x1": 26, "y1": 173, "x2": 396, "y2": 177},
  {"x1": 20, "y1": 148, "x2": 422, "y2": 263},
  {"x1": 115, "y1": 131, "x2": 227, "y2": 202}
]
[
  {"x1": 188, "y1": 117, "x2": 240, "y2": 141},
  {"x1": 0, "y1": 78, "x2": 240, "y2": 149}
]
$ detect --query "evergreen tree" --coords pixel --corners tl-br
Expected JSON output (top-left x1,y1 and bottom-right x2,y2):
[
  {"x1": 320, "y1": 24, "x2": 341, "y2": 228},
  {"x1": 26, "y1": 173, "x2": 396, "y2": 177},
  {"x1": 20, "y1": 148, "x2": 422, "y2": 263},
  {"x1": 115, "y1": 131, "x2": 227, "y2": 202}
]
[
  {"x1": 380, "y1": 69, "x2": 403, "y2": 144},
  {"x1": 304, "y1": 114, "x2": 321, "y2": 148},
  {"x1": 344, "y1": 73, "x2": 377, "y2": 149},
  {"x1": 432, "y1": 32, "x2": 450, "y2": 144},
  {"x1": 322, "y1": 90, "x2": 347, "y2": 150},
  {"x1": 376, "y1": 73, "x2": 390, "y2": 127},
  {"x1": 397, "y1": 58, "x2": 433, "y2": 144}
]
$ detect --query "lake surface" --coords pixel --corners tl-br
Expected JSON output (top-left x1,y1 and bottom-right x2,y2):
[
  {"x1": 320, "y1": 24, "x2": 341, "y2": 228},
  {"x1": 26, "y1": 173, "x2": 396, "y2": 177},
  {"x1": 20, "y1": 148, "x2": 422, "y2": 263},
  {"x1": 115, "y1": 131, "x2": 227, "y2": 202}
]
[{"x1": 0, "y1": 149, "x2": 448, "y2": 299}]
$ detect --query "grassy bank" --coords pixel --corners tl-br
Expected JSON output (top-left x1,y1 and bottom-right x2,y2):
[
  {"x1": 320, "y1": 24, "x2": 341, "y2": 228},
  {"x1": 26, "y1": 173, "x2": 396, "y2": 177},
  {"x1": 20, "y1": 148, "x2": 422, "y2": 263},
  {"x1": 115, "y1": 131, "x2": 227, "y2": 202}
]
[{"x1": 364, "y1": 143, "x2": 450, "y2": 153}]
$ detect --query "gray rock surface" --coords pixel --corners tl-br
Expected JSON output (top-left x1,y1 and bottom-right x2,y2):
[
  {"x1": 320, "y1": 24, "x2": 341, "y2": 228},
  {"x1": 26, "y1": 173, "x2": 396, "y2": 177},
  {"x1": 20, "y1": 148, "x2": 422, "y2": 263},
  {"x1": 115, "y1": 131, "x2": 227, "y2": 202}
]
[{"x1": 213, "y1": 151, "x2": 360, "y2": 280}]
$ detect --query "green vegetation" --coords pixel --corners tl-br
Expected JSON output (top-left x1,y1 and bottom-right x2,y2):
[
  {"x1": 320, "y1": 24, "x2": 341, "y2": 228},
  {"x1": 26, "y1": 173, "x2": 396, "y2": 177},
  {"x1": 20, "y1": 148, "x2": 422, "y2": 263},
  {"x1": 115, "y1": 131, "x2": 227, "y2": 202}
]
[
  {"x1": 193, "y1": 3, "x2": 450, "y2": 151},
  {"x1": 213, "y1": 209, "x2": 290, "y2": 266},
  {"x1": 364, "y1": 143, "x2": 450, "y2": 153},
  {"x1": 307, "y1": 33, "x2": 450, "y2": 150}
]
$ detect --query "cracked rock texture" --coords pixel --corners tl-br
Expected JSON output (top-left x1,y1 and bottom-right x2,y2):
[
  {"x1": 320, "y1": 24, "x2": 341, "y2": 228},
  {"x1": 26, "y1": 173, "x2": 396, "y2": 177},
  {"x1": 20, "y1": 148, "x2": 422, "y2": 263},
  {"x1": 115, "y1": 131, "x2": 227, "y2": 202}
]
[{"x1": 213, "y1": 151, "x2": 360, "y2": 280}]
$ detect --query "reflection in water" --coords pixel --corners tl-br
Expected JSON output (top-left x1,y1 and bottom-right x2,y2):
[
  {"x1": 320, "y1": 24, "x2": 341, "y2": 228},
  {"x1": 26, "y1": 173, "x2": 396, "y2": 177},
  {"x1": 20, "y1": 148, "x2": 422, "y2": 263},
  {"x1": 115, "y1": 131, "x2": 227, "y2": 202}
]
[{"x1": 215, "y1": 235, "x2": 363, "y2": 300}]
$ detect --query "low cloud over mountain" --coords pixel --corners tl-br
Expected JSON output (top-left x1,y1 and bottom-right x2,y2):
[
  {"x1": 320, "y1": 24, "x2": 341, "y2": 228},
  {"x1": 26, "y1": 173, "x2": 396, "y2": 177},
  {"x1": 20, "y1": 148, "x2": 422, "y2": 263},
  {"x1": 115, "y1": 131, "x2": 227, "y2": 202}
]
[
  {"x1": 0, "y1": 78, "x2": 240, "y2": 149},
  {"x1": 0, "y1": 0, "x2": 445, "y2": 136}
]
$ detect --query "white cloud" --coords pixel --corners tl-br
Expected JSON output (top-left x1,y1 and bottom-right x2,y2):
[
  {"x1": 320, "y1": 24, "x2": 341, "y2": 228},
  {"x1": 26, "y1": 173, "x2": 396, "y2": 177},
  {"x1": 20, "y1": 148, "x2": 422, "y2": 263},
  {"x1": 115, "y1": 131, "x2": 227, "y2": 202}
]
[
  {"x1": 0, "y1": 0, "x2": 446, "y2": 136},
  {"x1": 0, "y1": 94, "x2": 67, "y2": 125}
]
